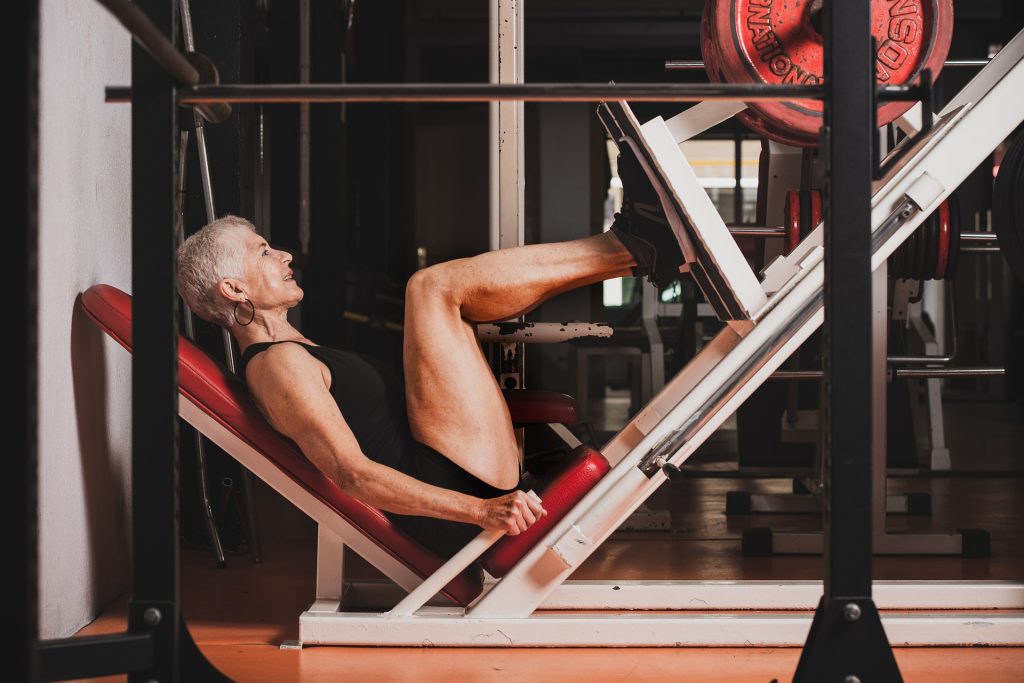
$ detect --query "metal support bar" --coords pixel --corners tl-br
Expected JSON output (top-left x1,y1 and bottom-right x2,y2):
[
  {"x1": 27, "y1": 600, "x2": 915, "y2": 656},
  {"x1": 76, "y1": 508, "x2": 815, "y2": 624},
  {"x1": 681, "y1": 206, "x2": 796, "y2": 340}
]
[
  {"x1": 96, "y1": 0, "x2": 199, "y2": 85},
  {"x1": 489, "y1": 0, "x2": 525, "y2": 252},
  {"x1": 794, "y1": 0, "x2": 902, "y2": 678},
  {"x1": 103, "y1": 81, "x2": 921, "y2": 105},
  {"x1": 38, "y1": 633, "x2": 153, "y2": 682},
  {"x1": 19, "y1": 5, "x2": 39, "y2": 682},
  {"x1": 666, "y1": 58, "x2": 993, "y2": 71},
  {"x1": 127, "y1": 3, "x2": 182, "y2": 680},
  {"x1": 769, "y1": 367, "x2": 1005, "y2": 380}
]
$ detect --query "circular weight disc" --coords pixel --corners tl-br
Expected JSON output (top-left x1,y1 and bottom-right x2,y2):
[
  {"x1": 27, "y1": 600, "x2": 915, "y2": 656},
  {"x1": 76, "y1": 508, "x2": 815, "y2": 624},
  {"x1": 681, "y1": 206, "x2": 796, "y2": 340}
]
[
  {"x1": 890, "y1": 236, "x2": 907, "y2": 279},
  {"x1": 736, "y1": 108, "x2": 820, "y2": 147},
  {"x1": 923, "y1": 204, "x2": 940, "y2": 280},
  {"x1": 785, "y1": 190, "x2": 802, "y2": 254},
  {"x1": 808, "y1": 189, "x2": 823, "y2": 238},
  {"x1": 704, "y1": 0, "x2": 954, "y2": 145},
  {"x1": 701, "y1": 9, "x2": 818, "y2": 146},
  {"x1": 702, "y1": 1, "x2": 821, "y2": 146},
  {"x1": 946, "y1": 194, "x2": 961, "y2": 279},
  {"x1": 935, "y1": 199, "x2": 950, "y2": 280},
  {"x1": 912, "y1": 216, "x2": 929, "y2": 280}
]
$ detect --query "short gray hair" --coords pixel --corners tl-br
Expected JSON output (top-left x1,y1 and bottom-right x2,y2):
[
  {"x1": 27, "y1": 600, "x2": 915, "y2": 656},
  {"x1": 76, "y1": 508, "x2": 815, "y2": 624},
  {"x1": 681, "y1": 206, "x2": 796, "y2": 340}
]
[{"x1": 175, "y1": 215, "x2": 256, "y2": 327}]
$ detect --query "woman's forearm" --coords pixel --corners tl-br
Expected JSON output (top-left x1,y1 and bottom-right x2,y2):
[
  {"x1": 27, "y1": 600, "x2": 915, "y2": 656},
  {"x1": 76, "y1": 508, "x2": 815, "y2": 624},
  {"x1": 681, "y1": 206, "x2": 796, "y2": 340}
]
[{"x1": 341, "y1": 460, "x2": 485, "y2": 526}]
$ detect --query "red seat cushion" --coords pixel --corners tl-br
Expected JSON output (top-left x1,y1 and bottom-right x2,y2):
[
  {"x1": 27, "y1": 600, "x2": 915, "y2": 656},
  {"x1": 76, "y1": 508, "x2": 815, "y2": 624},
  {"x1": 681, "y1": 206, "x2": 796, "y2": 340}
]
[
  {"x1": 503, "y1": 389, "x2": 580, "y2": 425},
  {"x1": 79, "y1": 284, "x2": 483, "y2": 607},
  {"x1": 481, "y1": 445, "x2": 610, "y2": 578}
]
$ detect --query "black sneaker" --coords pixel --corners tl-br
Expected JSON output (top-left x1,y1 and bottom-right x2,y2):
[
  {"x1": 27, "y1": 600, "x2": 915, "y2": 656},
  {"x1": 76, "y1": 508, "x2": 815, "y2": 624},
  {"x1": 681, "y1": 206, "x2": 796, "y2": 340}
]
[
  {"x1": 609, "y1": 198, "x2": 685, "y2": 289},
  {"x1": 609, "y1": 148, "x2": 686, "y2": 289}
]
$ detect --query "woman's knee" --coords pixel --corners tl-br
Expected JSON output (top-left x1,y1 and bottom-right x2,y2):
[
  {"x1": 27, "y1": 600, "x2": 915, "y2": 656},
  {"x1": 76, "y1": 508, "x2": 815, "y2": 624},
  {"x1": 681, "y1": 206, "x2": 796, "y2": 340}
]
[{"x1": 405, "y1": 262, "x2": 459, "y2": 309}]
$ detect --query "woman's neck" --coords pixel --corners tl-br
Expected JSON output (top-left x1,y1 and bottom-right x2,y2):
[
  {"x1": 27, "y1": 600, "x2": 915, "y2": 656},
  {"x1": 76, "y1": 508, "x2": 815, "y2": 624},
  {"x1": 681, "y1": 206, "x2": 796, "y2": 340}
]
[{"x1": 231, "y1": 312, "x2": 312, "y2": 352}]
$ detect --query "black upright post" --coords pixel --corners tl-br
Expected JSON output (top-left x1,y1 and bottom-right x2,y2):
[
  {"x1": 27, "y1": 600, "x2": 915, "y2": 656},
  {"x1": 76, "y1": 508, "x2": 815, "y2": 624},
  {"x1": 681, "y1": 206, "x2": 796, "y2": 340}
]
[
  {"x1": 129, "y1": 2, "x2": 230, "y2": 681},
  {"x1": 128, "y1": 0, "x2": 183, "y2": 679},
  {"x1": 793, "y1": 1, "x2": 903, "y2": 680},
  {"x1": 17, "y1": 1, "x2": 40, "y2": 681}
]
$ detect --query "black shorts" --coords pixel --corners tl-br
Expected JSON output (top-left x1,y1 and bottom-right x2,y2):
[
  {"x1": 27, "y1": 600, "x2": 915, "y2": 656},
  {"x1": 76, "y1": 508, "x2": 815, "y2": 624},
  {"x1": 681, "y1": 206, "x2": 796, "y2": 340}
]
[{"x1": 385, "y1": 440, "x2": 522, "y2": 560}]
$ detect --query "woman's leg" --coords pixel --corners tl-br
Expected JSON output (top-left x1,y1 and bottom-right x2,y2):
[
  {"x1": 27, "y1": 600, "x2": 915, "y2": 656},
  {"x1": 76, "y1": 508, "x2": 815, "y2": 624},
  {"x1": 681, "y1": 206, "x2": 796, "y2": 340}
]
[{"x1": 403, "y1": 231, "x2": 635, "y2": 489}]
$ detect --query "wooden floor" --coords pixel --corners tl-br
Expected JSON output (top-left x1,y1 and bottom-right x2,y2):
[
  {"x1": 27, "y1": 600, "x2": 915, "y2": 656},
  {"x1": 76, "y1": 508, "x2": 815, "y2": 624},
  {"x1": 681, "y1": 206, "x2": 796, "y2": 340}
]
[{"x1": 71, "y1": 400, "x2": 1024, "y2": 682}]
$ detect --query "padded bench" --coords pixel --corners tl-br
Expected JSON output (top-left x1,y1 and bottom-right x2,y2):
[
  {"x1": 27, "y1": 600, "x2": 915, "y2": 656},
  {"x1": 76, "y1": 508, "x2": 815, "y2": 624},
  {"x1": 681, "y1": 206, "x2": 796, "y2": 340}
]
[{"x1": 80, "y1": 283, "x2": 609, "y2": 606}]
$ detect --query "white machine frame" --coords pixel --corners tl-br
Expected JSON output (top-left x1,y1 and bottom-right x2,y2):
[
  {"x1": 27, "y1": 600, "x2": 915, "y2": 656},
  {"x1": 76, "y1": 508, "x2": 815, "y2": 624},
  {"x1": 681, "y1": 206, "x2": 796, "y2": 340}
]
[{"x1": 184, "y1": 29, "x2": 1024, "y2": 648}]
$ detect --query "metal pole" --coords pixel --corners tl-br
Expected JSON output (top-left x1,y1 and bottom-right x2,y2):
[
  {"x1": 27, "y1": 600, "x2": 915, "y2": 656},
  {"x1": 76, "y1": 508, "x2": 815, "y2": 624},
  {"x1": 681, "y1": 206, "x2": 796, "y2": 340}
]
[
  {"x1": 174, "y1": 128, "x2": 228, "y2": 571},
  {"x1": 96, "y1": 0, "x2": 199, "y2": 85},
  {"x1": 128, "y1": 1, "x2": 181, "y2": 678},
  {"x1": 176, "y1": 82, "x2": 829, "y2": 103},
  {"x1": 178, "y1": 0, "x2": 264, "y2": 568},
  {"x1": 794, "y1": 0, "x2": 903, "y2": 678},
  {"x1": 19, "y1": 2, "x2": 40, "y2": 681},
  {"x1": 106, "y1": 81, "x2": 920, "y2": 105},
  {"x1": 821, "y1": 0, "x2": 876, "y2": 604}
]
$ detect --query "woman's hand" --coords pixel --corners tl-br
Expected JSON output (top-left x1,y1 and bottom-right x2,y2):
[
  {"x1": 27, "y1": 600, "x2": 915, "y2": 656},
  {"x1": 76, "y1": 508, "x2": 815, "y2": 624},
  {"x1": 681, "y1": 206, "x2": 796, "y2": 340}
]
[{"x1": 478, "y1": 490, "x2": 547, "y2": 536}]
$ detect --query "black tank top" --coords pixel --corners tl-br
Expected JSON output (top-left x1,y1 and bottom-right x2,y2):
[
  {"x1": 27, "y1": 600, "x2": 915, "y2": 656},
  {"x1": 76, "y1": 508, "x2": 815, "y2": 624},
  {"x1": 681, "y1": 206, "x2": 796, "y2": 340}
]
[
  {"x1": 239, "y1": 340, "x2": 415, "y2": 471},
  {"x1": 239, "y1": 339, "x2": 521, "y2": 560}
]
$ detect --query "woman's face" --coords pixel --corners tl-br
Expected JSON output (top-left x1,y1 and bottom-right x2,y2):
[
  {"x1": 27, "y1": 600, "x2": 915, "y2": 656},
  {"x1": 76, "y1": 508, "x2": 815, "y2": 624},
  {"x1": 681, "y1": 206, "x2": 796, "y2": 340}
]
[{"x1": 226, "y1": 228, "x2": 303, "y2": 311}]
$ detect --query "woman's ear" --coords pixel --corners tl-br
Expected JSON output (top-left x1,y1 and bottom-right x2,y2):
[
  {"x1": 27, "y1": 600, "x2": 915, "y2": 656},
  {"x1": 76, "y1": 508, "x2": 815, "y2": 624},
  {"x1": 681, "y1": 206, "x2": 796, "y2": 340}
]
[{"x1": 218, "y1": 277, "x2": 247, "y2": 303}]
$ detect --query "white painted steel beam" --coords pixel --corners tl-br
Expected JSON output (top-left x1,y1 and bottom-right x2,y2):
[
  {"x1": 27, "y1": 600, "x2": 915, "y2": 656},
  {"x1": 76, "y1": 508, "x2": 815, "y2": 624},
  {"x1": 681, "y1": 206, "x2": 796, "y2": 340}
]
[
  {"x1": 489, "y1": 0, "x2": 525, "y2": 251},
  {"x1": 340, "y1": 579, "x2": 1024, "y2": 612},
  {"x1": 299, "y1": 610, "x2": 1024, "y2": 647}
]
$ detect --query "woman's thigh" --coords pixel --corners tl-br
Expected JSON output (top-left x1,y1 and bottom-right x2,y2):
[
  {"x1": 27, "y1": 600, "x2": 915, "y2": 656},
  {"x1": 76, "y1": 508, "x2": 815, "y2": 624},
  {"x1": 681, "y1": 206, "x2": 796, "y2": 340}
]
[{"x1": 402, "y1": 269, "x2": 521, "y2": 490}]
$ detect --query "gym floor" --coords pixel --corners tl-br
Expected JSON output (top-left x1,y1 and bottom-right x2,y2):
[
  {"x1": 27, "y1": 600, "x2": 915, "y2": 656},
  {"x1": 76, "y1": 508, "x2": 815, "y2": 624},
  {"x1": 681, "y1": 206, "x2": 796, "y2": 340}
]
[{"x1": 71, "y1": 398, "x2": 1024, "y2": 682}]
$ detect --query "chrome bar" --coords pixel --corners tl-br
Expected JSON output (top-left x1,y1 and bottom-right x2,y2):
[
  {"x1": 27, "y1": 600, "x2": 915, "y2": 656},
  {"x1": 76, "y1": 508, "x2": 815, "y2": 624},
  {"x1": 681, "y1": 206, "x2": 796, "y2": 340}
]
[
  {"x1": 106, "y1": 82, "x2": 923, "y2": 105},
  {"x1": 665, "y1": 58, "x2": 992, "y2": 71},
  {"x1": 771, "y1": 367, "x2": 1005, "y2": 380},
  {"x1": 960, "y1": 231, "x2": 998, "y2": 243}
]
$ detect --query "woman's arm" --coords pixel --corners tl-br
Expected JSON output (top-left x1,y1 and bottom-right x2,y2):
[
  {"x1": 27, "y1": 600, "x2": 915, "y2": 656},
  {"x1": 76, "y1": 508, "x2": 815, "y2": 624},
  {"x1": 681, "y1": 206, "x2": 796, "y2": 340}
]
[{"x1": 245, "y1": 343, "x2": 546, "y2": 535}]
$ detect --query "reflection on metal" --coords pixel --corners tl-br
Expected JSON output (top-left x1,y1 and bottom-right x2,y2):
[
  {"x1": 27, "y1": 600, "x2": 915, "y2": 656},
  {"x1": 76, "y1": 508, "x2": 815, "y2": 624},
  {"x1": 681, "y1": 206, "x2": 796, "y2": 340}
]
[
  {"x1": 770, "y1": 367, "x2": 1005, "y2": 380},
  {"x1": 665, "y1": 58, "x2": 993, "y2": 71}
]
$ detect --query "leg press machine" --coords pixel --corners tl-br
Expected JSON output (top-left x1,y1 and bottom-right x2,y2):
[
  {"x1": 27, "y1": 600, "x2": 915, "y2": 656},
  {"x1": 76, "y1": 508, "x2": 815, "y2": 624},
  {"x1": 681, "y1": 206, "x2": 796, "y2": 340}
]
[{"x1": 82, "y1": 28, "x2": 1024, "y2": 647}]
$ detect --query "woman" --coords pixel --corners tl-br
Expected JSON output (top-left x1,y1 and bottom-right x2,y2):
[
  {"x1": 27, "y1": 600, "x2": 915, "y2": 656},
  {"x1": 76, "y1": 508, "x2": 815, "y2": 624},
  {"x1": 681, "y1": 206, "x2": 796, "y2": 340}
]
[{"x1": 174, "y1": 180, "x2": 681, "y2": 558}]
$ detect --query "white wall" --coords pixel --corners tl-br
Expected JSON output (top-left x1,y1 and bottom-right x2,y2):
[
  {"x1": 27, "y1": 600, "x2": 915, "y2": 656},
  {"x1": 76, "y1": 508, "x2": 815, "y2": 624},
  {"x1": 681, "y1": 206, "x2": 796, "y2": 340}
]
[{"x1": 37, "y1": 0, "x2": 133, "y2": 638}]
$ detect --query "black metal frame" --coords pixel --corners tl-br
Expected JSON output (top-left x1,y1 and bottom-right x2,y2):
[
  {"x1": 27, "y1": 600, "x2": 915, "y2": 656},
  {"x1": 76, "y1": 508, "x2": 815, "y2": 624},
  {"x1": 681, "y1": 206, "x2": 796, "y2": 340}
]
[
  {"x1": 35, "y1": 1, "x2": 229, "y2": 681},
  {"x1": 793, "y1": 2, "x2": 903, "y2": 680},
  {"x1": 17, "y1": 1, "x2": 40, "y2": 682},
  {"x1": 32, "y1": 0, "x2": 913, "y2": 679}
]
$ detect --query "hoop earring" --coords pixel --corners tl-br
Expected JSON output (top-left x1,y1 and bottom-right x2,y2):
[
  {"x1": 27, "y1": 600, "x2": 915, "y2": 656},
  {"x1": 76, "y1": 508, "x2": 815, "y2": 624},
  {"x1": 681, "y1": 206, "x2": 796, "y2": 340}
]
[{"x1": 233, "y1": 299, "x2": 256, "y2": 327}]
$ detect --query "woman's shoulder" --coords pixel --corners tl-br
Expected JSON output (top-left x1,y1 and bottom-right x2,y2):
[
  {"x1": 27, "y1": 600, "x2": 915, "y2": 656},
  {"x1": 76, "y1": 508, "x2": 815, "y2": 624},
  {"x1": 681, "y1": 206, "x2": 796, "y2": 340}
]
[{"x1": 241, "y1": 340, "x2": 332, "y2": 385}]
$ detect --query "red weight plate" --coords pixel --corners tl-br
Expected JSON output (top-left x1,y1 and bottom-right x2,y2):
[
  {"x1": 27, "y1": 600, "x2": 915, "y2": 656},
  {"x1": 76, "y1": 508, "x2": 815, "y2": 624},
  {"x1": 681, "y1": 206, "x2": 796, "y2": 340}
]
[
  {"x1": 935, "y1": 199, "x2": 950, "y2": 280},
  {"x1": 946, "y1": 194, "x2": 961, "y2": 279},
  {"x1": 701, "y1": 0, "x2": 820, "y2": 146},
  {"x1": 704, "y1": 0, "x2": 954, "y2": 145},
  {"x1": 808, "y1": 189, "x2": 823, "y2": 238},
  {"x1": 784, "y1": 190, "x2": 802, "y2": 254},
  {"x1": 923, "y1": 203, "x2": 940, "y2": 279},
  {"x1": 737, "y1": 108, "x2": 819, "y2": 147}
]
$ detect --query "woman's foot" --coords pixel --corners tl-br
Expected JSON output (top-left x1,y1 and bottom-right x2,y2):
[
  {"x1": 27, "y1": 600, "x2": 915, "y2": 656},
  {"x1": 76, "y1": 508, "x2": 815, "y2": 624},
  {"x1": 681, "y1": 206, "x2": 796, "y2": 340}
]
[
  {"x1": 609, "y1": 204, "x2": 684, "y2": 289},
  {"x1": 610, "y1": 147, "x2": 684, "y2": 288},
  {"x1": 608, "y1": 147, "x2": 685, "y2": 289}
]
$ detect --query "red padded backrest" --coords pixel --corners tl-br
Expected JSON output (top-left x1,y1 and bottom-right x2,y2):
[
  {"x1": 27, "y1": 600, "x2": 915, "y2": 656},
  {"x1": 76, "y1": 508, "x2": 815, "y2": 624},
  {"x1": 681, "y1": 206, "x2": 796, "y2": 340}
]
[{"x1": 79, "y1": 284, "x2": 483, "y2": 607}]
